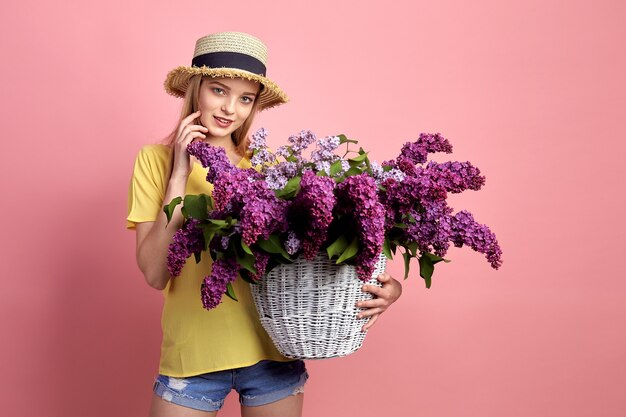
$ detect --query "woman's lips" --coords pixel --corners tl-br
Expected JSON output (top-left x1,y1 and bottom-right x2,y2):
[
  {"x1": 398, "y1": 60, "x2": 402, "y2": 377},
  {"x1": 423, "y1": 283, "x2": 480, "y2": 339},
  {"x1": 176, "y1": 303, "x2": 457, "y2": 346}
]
[{"x1": 214, "y1": 116, "x2": 233, "y2": 128}]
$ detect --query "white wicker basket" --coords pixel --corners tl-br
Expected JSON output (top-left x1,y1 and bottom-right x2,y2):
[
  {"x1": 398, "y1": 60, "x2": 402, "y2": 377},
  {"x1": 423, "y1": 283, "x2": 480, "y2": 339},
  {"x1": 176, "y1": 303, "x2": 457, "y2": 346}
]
[{"x1": 250, "y1": 252, "x2": 387, "y2": 359}]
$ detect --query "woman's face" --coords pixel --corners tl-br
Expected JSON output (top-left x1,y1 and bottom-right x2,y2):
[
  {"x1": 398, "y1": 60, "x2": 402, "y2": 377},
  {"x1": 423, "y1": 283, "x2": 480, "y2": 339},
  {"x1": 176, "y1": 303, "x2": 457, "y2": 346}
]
[{"x1": 197, "y1": 77, "x2": 260, "y2": 141}]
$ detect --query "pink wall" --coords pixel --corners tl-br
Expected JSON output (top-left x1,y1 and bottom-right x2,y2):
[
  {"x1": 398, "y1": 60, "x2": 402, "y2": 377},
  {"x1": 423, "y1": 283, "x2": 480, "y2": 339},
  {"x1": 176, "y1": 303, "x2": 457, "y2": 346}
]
[{"x1": 1, "y1": 0, "x2": 625, "y2": 416}]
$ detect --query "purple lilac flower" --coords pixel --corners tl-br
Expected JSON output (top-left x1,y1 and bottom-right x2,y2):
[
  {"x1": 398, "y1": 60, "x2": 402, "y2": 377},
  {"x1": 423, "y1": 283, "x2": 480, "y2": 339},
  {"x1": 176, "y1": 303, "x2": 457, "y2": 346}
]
[
  {"x1": 311, "y1": 135, "x2": 340, "y2": 162},
  {"x1": 239, "y1": 180, "x2": 289, "y2": 246},
  {"x1": 187, "y1": 141, "x2": 237, "y2": 183},
  {"x1": 336, "y1": 174, "x2": 386, "y2": 280},
  {"x1": 311, "y1": 136, "x2": 340, "y2": 175},
  {"x1": 275, "y1": 145, "x2": 291, "y2": 159},
  {"x1": 284, "y1": 231, "x2": 301, "y2": 255},
  {"x1": 167, "y1": 218, "x2": 205, "y2": 277},
  {"x1": 369, "y1": 161, "x2": 384, "y2": 181},
  {"x1": 450, "y1": 210, "x2": 503, "y2": 269},
  {"x1": 249, "y1": 127, "x2": 268, "y2": 151},
  {"x1": 265, "y1": 167, "x2": 289, "y2": 190},
  {"x1": 288, "y1": 130, "x2": 317, "y2": 154},
  {"x1": 405, "y1": 200, "x2": 454, "y2": 255},
  {"x1": 265, "y1": 162, "x2": 298, "y2": 190},
  {"x1": 288, "y1": 170, "x2": 336, "y2": 260},
  {"x1": 315, "y1": 160, "x2": 331, "y2": 175},
  {"x1": 381, "y1": 168, "x2": 406, "y2": 183},
  {"x1": 395, "y1": 156, "x2": 420, "y2": 177},
  {"x1": 425, "y1": 160, "x2": 485, "y2": 194},
  {"x1": 248, "y1": 251, "x2": 270, "y2": 281},
  {"x1": 211, "y1": 170, "x2": 249, "y2": 212},
  {"x1": 399, "y1": 133, "x2": 453, "y2": 165},
  {"x1": 250, "y1": 148, "x2": 276, "y2": 166},
  {"x1": 201, "y1": 258, "x2": 239, "y2": 309}
]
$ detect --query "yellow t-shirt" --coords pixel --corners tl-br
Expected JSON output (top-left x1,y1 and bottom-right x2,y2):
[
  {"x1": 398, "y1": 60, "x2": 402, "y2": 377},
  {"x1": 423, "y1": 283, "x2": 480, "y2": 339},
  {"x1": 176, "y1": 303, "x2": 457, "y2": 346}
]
[{"x1": 126, "y1": 144, "x2": 291, "y2": 377}]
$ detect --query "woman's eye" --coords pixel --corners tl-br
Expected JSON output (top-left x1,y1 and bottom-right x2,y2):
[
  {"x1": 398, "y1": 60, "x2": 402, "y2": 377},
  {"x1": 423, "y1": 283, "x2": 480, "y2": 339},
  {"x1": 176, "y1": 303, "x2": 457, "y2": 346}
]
[
  {"x1": 241, "y1": 96, "x2": 254, "y2": 103},
  {"x1": 212, "y1": 88, "x2": 225, "y2": 95}
]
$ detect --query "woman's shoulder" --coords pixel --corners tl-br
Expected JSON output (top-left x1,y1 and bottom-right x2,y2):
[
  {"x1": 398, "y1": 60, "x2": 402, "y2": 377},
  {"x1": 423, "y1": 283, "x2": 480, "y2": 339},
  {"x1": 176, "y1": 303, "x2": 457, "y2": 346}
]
[{"x1": 134, "y1": 143, "x2": 172, "y2": 166}]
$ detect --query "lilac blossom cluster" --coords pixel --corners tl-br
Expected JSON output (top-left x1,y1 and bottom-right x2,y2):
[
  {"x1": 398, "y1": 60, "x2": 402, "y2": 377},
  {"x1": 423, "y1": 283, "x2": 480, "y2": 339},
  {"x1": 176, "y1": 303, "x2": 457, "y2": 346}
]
[
  {"x1": 379, "y1": 132, "x2": 502, "y2": 269},
  {"x1": 187, "y1": 141, "x2": 238, "y2": 183},
  {"x1": 167, "y1": 128, "x2": 502, "y2": 310},
  {"x1": 167, "y1": 218, "x2": 204, "y2": 277},
  {"x1": 201, "y1": 258, "x2": 239, "y2": 309},
  {"x1": 451, "y1": 210, "x2": 503, "y2": 269},
  {"x1": 288, "y1": 170, "x2": 336, "y2": 260},
  {"x1": 310, "y1": 135, "x2": 340, "y2": 175},
  {"x1": 336, "y1": 174, "x2": 386, "y2": 280}
]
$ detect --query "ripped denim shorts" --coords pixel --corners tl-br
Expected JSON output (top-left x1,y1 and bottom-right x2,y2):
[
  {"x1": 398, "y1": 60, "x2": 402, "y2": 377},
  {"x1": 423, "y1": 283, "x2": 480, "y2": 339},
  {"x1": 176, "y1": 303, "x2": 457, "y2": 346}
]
[{"x1": 152, "y1": 359, "x2": 308, "y2": 412}]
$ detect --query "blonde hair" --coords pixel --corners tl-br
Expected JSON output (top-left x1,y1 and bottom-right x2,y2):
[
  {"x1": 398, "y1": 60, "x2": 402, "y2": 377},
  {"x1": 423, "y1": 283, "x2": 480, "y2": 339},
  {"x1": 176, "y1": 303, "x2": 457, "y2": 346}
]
[{"x1": 161, "y1": 74, "x2": 261, "y2": 157}]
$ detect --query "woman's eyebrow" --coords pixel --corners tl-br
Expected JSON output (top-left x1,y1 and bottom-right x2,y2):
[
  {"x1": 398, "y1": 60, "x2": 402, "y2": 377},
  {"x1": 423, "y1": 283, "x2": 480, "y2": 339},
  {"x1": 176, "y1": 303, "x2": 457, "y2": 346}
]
[
  {"x1": 208, "y1": 81, "x2": 257, "y2": 96},
  {"x1": 208, "y1": 81, "x2": 230, "y2": 90}
]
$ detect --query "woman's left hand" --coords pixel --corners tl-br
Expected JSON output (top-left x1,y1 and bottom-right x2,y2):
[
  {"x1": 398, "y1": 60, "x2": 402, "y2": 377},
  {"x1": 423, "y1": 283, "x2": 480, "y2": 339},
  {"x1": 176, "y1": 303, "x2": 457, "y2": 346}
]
[{"x1": 356, "y1": 272, "x2": 403, "y2": 332}]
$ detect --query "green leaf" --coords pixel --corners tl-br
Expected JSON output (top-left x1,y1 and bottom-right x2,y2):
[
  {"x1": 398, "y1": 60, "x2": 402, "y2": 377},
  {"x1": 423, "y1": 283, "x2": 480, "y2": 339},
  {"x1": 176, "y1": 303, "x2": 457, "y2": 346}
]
[
  {"x1": 406, "y1": 241, "x2": 418, "y2": 257},
  {"x1": 418, "y1": 254, "x2": 435, "y2": 288},
  {"x1": 349, "y1": 152, "x2": 368, "y2": 163},
  {"x1": 180, "y1": 194, "x2": 210, "y2": 221},
  {"x1": 275, "y1": 176, "x2": 301, "y2": 199},
  {"x1": 329, "y1": 160, "x2": 343, "y2": 176},
  {"x1": 326, "y1": 234, "x2": 350, "y2": 259},
  {"x1": 201, "y1": 223, "x2": 221, "y2": 251},
  {"x1": 336, "y1": 236, "x2": 359, "y2": 264},
  {"x1": 257, "y1": 235, "x2": 291, "y2": 261},
  {"x1": 337, "y1": 134, "x2": 358, "y2": 144},
  {"x1": 225, "y1": 282, "x2": 238, "y2": 301},
  {"x1": 402, "y1": 251, "x2": 411, "y2": 280},
  {"x1": 163, "y1": 196, "x2": 182, "y2": 225},
  {"x1": 382, "y1": 239, "x2": 393, "y2": 260},
  {"x1": 344, "y1": 167, "x2": 362, "y2": 177},
  {"x1": 241, "y1": 240, "x2": 253, "y2": 255},
  {"x1": 239, "y1": 270, "x2": 255, "y2": 284},
  {"x1": 235, "y1": 251, "x2": 257, "y2": 274}
]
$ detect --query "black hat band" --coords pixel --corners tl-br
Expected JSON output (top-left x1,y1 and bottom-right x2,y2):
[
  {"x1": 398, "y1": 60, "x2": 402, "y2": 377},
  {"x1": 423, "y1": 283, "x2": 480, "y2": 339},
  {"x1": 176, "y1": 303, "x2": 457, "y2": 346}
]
[{"x1": 191, "y1": 52, "x2": 266, "y2": 76}]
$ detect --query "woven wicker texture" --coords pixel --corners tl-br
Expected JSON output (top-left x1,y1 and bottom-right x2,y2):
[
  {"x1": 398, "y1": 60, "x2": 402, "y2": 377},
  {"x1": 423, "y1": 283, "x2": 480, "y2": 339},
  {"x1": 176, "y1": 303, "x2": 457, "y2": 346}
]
[{"x1": 251, "y1": 253, "x2": 387, "y2": 359}]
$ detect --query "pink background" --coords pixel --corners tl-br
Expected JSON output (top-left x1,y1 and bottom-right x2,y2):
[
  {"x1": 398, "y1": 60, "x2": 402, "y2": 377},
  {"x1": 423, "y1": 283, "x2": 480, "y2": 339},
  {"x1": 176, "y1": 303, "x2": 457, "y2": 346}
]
[{"x1": 1, "y1": 0, "x2": 625, "y2": 416}]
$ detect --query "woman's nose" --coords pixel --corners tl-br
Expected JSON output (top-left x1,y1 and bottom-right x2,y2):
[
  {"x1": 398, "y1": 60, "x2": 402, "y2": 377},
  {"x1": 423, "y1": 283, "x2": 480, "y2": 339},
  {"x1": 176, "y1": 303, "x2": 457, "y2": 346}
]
[{"x1": 221, "y1": 98, "x2": 236, "y2": 114}]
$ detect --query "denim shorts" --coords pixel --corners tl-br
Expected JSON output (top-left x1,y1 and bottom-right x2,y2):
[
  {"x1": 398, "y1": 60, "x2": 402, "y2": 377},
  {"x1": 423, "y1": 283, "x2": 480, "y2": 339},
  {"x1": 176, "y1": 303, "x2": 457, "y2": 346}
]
[{"x1": 152, "y1": 359, "x2": 308, "y2": 412}]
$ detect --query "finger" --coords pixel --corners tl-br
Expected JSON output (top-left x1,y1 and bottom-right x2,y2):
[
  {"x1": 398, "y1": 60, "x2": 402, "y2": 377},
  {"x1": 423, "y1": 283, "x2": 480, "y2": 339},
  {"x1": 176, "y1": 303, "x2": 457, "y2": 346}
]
[
  {"x1": 362, "y1": 284, "x2": 384, "y2": 297},
  {"x1": 362, "y1": 314, "x2": 380, "y2": 332},
  {"x1": 182, "y1": 110, "x2": 202, "y2": 125},
  {"x1": 356, "y1": 298, "x2": 386, "y2": 309},
  {"x1": 376, "y1": 272, "x2": 391, "y2": 283},
  {"x1": 357, "y1": 307, "x2": 384, "y2": 319},
  {"x1": 178, "y1": 124, "x2": 208, "y2": 141},
  {"x1": 179, "y1": 130, "x2": 207, "y2": 145},
  {"x1": 178, "y1": 111, "x2": 207, "y2": 136}
]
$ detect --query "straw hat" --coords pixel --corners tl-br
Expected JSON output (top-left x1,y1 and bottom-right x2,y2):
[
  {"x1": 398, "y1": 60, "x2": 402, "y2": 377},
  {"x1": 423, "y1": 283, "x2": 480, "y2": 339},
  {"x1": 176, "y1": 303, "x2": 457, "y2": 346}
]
[{"x1": 164, "y1": 32, "x2": 288, "y2": 110}]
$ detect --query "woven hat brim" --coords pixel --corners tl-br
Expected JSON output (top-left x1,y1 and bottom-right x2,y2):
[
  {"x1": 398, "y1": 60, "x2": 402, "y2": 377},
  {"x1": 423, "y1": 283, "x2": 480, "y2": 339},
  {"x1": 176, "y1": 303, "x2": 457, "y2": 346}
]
[{"x1": 164, "y1": 66, "x2": 288, "y2": 111}]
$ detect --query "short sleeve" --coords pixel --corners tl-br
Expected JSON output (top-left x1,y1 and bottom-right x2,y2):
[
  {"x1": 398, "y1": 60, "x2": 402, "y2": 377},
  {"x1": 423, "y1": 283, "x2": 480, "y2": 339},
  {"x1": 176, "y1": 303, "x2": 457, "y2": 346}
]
[{"x1": 126, "y1": 145, "x2": 171, "y2": 230}]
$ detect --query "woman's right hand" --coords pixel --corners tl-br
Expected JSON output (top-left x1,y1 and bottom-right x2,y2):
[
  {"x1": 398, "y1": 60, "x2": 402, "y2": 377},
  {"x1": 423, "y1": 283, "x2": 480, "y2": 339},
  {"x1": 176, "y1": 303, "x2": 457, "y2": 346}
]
[{"x1": 171, "y1": 110, "x2": 209, "y2": 179}]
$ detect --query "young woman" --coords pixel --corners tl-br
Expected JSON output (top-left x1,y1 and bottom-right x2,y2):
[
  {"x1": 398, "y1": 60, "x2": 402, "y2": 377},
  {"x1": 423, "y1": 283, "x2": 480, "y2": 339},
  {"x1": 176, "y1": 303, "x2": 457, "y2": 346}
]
[{"x1": 126, "y1": 32, "x2": 402, "y2": 417}]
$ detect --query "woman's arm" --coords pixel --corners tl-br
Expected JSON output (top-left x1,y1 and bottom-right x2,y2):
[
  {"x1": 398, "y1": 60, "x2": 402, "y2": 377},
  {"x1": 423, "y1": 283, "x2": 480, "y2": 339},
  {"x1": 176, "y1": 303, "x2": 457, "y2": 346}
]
[
  {"x1": 135, "y1": 175, "x2": 188, "y2": 290},
  {"x1": 134, "y1": 110, "x2": 208, "y2": 290},
  {"x1": 357, "y1": 272, "x2": 403, "y2": 331}
]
